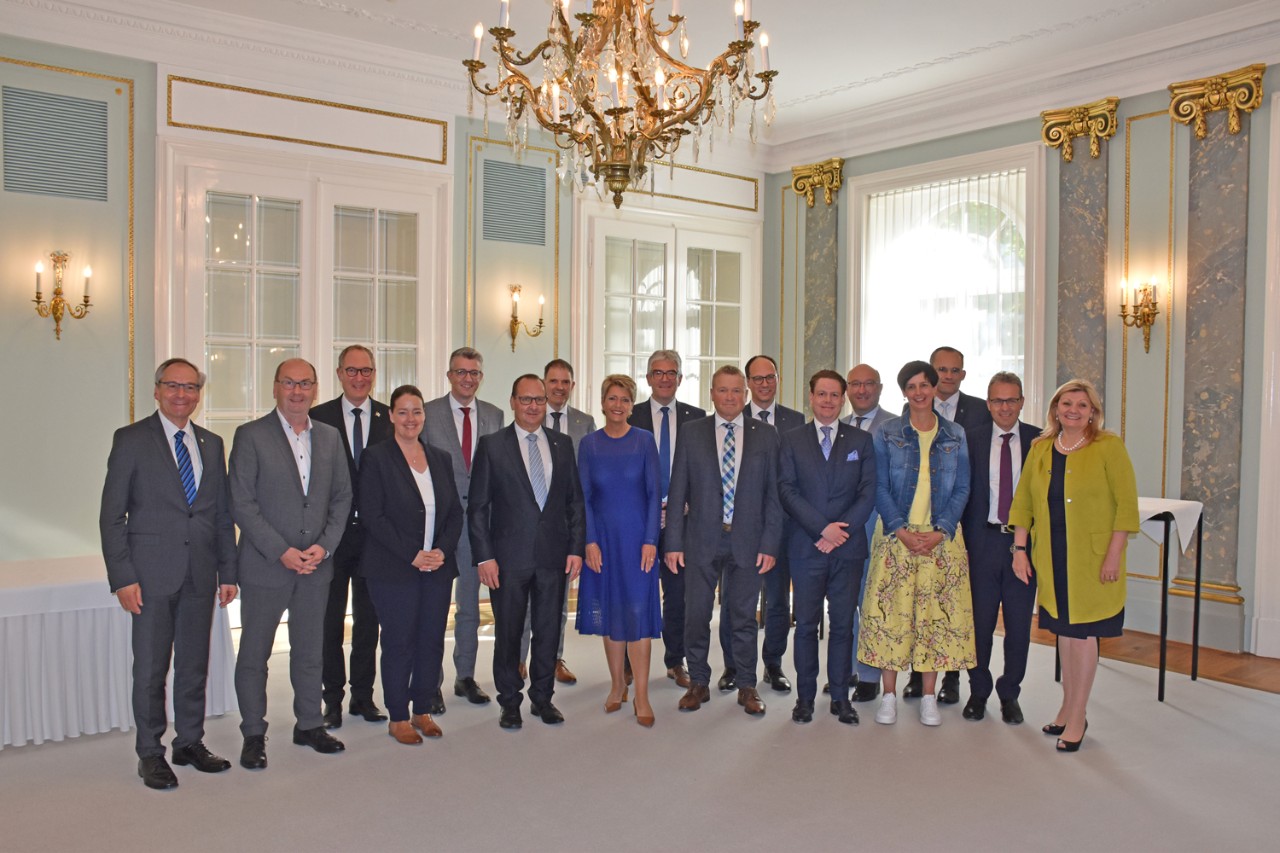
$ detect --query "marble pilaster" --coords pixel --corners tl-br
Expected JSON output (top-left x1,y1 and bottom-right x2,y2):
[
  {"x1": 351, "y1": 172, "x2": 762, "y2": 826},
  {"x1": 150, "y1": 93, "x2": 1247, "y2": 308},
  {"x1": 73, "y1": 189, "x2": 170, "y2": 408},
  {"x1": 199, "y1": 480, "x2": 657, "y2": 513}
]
[
  {"x1": 1055, "y1": 153, "x2": 1108, "y2": 397},
  {"x1": 802, "y1": 200, "x2": 838, "y2": 381}
]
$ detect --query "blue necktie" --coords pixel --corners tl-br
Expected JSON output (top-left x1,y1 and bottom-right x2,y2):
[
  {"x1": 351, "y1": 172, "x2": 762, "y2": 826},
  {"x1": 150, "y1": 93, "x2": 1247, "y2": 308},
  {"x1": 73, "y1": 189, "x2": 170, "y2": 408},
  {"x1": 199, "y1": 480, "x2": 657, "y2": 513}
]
[
  {"x1": 527, "y1": 433, "x2": 548, "y2": 510},
  {"x1": 174, "y1": 430, "x2": 197, "y2": 506},
  {"x1": 821, "y1": 425, "x2": 832, "y2": 460},
  {"x1": 720, "y1": 422, "x2": 736, "y2": 524},
  {"x1": 351, "y1": 407, "x2": 364, "y2": 468},
  {"x1": 759, "y1": 410, "x2": 770, "y2": 424},
  {"x1": 658, "y1": 405, "x2": 671, "y2": 500}
]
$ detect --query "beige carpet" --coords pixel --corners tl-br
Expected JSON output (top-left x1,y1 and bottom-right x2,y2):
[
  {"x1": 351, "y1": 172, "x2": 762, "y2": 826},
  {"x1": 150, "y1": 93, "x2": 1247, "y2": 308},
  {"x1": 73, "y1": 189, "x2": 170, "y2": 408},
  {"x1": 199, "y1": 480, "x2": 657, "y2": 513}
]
[{"x1": 2, "y1": 619, "x2": 1276, "y2": 853}]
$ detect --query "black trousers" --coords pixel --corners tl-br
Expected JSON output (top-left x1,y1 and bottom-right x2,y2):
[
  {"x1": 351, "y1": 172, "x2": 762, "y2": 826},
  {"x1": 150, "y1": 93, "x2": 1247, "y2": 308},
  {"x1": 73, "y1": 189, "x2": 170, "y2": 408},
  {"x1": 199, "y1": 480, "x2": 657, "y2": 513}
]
[
  {"x1": 322, "y1": 529, "x2": 380, "y2": 707},
  {"x1": 967, "y1": 526, "x2": 1037, "y2": 701},
  {"x1": 658, "y1": 525, "x2": 686, "y2": 669},
  {"x1": 490, "y1": 561, "x2": 566, "y2": 709}
]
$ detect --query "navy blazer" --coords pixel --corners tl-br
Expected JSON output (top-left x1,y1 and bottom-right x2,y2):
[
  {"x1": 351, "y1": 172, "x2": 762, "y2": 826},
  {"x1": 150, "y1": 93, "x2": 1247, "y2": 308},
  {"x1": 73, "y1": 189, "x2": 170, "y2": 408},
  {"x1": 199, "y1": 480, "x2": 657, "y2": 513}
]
[
  {"x1": 468, "y1": 426, "x2": 586, "y2": 572},
  {"x1": 629, "y1": 398, "x2": 706, "y2": 433},
  {"x1": 939, "y1": 390, "x2": 993, "y2": 431},
  {"x1": 960, "y1": 419, "x2": 1041, "y2": 544},
  {"x1": 358, "y1": 438, "x2": 463, "y2": 582},
  {"x1": 665, "y1": 415, "x2": 783, "y2": 568},
  {"x1": 778, "y1": 421, "x2": 877, "y2": 564},
  {"x1": 746, "y1": 402, "x2": 805, "y2": 435}
]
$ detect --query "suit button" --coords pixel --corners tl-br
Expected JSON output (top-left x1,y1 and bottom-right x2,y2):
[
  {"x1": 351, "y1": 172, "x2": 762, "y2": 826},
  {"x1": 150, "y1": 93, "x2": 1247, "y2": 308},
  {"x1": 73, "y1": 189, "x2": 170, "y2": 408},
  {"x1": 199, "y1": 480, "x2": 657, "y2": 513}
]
[
  {"x1": 188, "y1": 512, "x2": 194, "y2": 519},
  {"x1": 184, "y1": 540, "x2": 189, "y2": 546},
  {"x1": 301, "y1": 529, "x2": 310, "y2": 535},
  {"x1": 303, "y1": 502, "x2": 311, "y2": 508}
]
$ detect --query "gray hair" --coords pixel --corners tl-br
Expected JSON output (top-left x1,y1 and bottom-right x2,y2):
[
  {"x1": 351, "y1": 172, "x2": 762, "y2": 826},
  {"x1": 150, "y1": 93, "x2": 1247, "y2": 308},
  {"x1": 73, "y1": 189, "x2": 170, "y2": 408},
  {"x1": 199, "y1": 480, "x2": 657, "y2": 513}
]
[
  {"x1": 647, "y1": 349, "x2": 682, "y2": 373},
  {"x1": 988, "y1": 371, "x2": 1023, "y2": 396},
  {"x1": 450, "y1": 346, "x2": 485, "y2": 369},
  {"x1": 155, "y1": 357, "x2": 206, "y2": 388}
]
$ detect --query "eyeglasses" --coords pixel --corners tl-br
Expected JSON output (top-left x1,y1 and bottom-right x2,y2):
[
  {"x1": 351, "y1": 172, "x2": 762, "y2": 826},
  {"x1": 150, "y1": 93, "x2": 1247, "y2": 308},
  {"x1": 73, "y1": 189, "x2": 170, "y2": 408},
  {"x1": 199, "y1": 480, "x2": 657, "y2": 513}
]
[
  {"x1": 276, "y1": 378, "x2": 315, "y2": 391},
  {"x1": 516, "y1": 395, "x2": 547, "y2": 405},
  {"x1": 988, "y1": 397, "x2": 1024, "y2": 406},
  {"x1": 450, "y1": 368, "x2": 483, "y2": 379},
  {"x1": 342, "y1": 366, "x2": 374, "y2": 378},
  {"x1": 748, "y1": 373, "x2": 777, "y2": 383},
  {"x1": 848, "y1": 380, "x2": 880, "y2": 389},
  {"x1": 157, "y1": 381, "x2": 200, "y2": 393},
  {"x1": 649, "y1": 369, "x2": 679, "y2": 380}
]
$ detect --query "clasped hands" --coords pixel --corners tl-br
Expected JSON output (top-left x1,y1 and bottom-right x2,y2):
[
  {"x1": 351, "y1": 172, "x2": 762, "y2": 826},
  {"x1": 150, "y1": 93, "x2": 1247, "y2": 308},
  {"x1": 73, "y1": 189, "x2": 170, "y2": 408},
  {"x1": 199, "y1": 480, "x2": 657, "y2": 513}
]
[
  {"x1": 814, "y1": 521, "x2": 850, "y2": 554},
  {"x1": 281, "y1": 545, "x2": 326, "y2": 574},
  {"x1": 895, "y1": 527, "x2": 944, "y2": 556},
  {"x1": 412, "y1": 549, "x2": 446, "y2": 572}
]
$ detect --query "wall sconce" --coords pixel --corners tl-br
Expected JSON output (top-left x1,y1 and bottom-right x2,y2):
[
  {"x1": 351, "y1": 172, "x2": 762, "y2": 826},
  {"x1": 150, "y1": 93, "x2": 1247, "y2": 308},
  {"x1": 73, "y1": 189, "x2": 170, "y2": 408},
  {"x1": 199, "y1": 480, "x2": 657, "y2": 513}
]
[
  {"x1": 33, "y1": 251, "x2": 93, "y2": 340},
  {"x1": 1119, "y1": 278, "x2": 1160, "y2": 353},
  {"x1": 509, "y1": 284, "x2": 544, "y2": 352}
]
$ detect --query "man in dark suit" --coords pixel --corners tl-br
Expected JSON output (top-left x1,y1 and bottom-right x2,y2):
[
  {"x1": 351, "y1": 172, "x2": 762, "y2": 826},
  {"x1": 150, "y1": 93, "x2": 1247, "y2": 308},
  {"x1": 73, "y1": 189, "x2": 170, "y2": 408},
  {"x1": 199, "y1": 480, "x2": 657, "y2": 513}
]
[
  {"x1": 960, "y1": 372, "x2": 1040, "y2": 725},
  {"x1": 666, "y1": 365, "x2": 783, "y2": 716},
  {"x1": 100, "y1": 358, "x2": 238, "y2": 790},
  {"x1": 422, "y1": 347, "x2": 504, "y2": 710},
  {"x1": 518, "y1": 358, "x2": 597, "y2": 686},
  {"x1": 311, "y1": 344, "x2": 393, "y2": 729},
  {"x1": 905, "y1": 346, "x2": 994, "y2": 703},
  {"x1": 231, "y1": 358, "x2": 352, "y2": 769},
  {"x1": 778, "y1": 370, "x2": 876, "y2": 724},
  {"x1": 469, "y1": 375, "x2": 586, "y2": 730},
  {"x1": 629, "y1": 349, "x2": 706, "y2": 688},
  {"x1": 718, "y1": 354, "x2": 805, "y2": 694}
]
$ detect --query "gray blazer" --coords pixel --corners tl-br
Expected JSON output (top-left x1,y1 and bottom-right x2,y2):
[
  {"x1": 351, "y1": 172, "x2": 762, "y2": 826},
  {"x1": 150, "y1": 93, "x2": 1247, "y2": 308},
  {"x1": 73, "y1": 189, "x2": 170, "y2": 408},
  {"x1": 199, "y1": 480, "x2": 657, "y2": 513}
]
[
  {"x1": 100, "y1": 412, "x2": 237, "y2": 595},
  {"x1": 665, "y1": 415, "x2": 783, "y2": 569},
  {"x1": 229, "y1": 411, "x2": 352, "y2": 588},
  {"x1": 546, "y1": 405, "x2": 596, "y2": 452},
  {"x1": 842, "y1": 407, "x2": 892, "y2": 434}
]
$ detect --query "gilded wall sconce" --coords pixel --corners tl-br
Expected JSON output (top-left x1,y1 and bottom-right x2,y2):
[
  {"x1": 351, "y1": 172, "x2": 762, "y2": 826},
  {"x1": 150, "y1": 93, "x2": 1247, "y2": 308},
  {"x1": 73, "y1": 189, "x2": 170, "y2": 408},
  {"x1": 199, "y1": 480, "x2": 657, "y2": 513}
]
[
  {"x1": 1119, "y1": 279, "x2": 1160, "y2": 353},
  {"x1": 509, "y1": 284, "x2": 545, "y2": 351},
  {"x1": 33, "y1": 251, "x2": 92, "y2": 340}
]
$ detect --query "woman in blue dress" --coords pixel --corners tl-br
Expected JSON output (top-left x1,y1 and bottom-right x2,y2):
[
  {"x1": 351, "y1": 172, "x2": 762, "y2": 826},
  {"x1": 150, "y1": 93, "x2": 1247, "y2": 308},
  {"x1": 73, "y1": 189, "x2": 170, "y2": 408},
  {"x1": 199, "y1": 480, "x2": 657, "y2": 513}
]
[{"x1": 576, "y1": 374, "x2": 662, "y2": 726}]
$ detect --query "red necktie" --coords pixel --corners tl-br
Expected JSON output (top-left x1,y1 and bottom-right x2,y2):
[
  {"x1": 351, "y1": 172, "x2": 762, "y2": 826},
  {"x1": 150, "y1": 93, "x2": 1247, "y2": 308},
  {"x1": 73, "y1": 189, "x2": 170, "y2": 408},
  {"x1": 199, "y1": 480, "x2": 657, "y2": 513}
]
[
  {"x1": 461, "y1": 406, "x2": 473, "y2": 473},
  {"x1": 997, "y1": 432, "x2": 1013, "y2": 524}
]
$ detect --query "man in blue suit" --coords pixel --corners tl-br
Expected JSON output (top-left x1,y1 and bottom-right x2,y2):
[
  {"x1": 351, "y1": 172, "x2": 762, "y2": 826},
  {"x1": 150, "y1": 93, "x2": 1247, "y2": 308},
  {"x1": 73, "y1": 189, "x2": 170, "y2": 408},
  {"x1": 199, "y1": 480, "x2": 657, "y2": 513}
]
[
  {"x1": 666, "y1": 366, "x2": 783, "y2": 716},
  {"x1": 778, "y1": 371, "x2": 876, "y2": 724},
  {"x1": 960, "y1": 372, "x2": 1040, "y2": 725}
]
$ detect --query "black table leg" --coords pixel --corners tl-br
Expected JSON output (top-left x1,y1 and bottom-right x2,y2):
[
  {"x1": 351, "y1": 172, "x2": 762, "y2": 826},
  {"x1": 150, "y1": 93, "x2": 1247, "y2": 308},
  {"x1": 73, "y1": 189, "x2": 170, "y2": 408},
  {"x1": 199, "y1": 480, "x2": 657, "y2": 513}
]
[
  {"x1": 1192, "y1": 516, "x2": 1203, "y2": 681},
  {"x1": 1158, "y1": 513, "x2": 1172, "y2": 702}
]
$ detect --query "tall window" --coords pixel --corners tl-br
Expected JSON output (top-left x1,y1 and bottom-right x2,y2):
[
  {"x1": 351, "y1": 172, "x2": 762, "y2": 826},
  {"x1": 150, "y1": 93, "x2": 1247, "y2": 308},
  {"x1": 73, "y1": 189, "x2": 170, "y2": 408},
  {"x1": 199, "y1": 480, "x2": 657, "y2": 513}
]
[
  {"x1": 602, "y1": 236, "x2": 668, "y2": 384},
  {"x1": 852, "y1": 145, "x2": 1044, "y2": 409}
]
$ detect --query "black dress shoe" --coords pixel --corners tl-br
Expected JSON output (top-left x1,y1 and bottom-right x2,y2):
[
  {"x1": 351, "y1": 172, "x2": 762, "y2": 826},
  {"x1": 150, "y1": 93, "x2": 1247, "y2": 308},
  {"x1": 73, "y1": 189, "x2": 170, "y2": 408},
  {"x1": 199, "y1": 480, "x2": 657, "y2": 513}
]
[
  {"x1": 349, "y1": 698, "x2": 388, "y2": 722},
  {"x1": 852, "y1": 681, "x2": 880, "y2": 702},
  {"x1": 830, "y1": 699, "x2": 859, "y2": 725},
  {"x1": 322, "y1": 704, "x2": 342, "y2": 729},
  {"x1": 763, "y1": 665, "x2": 792, "y2": 693},
  {"x1": 454, "y1": 677, "x2": 492, "y2": 705},
  {"x1": 138, "y1": 755, "x2": 178, "y2": 789},
  {"x1": 937, "y1": 671, "x2": 961, "y2": 705},
  {"x1": 499, "y1": 706, "x2": 523, "y2": 730},
  {"x1": 428, "y1": 689, "x2": 447, "y2": 716},
  {"x1": 292, "y1": 725, "x2": 345, "y2": 754},
  {"x1": 171, "y1": 741, "x2": 231, "y2": 773},
  {"x1": 902, "y1": 672, "x2": 924, "y2": 698},
  {"x1": 1000, "y1": 698, "x2": 1024, "y2": 725},
  {"x1": 791, "y1": 699, "x2": 814, "y2": 724},
  {"x1": 529, "y1": 702, "x2": 565, "y2": 725},
  {"x1": 240, "y1": 735, "x2": 267, "y2": 770},
  {"x1": 962, "y1": 696, "x2": 987, "y2": 721},
  {"x1": 717, "y1": 668, "x2": 738, "y2": 692}
]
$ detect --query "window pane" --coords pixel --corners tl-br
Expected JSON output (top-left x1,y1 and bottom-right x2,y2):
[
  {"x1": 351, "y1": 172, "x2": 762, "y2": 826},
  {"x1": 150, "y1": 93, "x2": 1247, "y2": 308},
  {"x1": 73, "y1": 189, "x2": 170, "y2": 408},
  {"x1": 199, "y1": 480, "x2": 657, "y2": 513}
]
[
  {"x1": 714, "y1": 306, "x2": 740, "y2": 358},
  {"x1": 258, "y1": 199, "x2": 300, "y2": 267},
  {"x1": 204, "y1": 418, "x2": 243, "y2": 447},
  {"x1": 258, "y1": 273, "x2": 299, "y2": 340},
  {"x1": 206, "y1": 269, "x2": 249, "y2": 337},
  {"x1": 334, "y1": 206, "x2": 374, "y2": 274},
  {"x1": 715, "y1": 251, "x2": 741, "y2": 303},
  {"x1": 206, "y1": 193, "x2": 251, "y2": 266},
  {"x1": 636, "y1": 241, "x2": 665, "y2": 298},
  {"x1": 380, "y1": 211, "x2": 418, "y2": 276},
  {"x1": 205, "y1": 344, "x2": 249, "y2": 413},
  {"x1": 605, "y1": 237, "x2": 632, "y2": 295},
  {"x1": 605, "y1": 296, "x2": 633, "y2": 353},
  {"x1": 604, "y1": 354, "x2": 630, "y2": 379},
  {"x1": 380, "y1": 279, "x2": 416, "y2": 344},
  {"x1": 634, "y1": 298, "x2": 664, "y2": 356},
  {"x1": 334, "y1": 276, "x2": 374, "y2": 342},
  {"x1": 684, "y1": 303, "x2": 710, "y2": 357},
  {"x1": 686, "y1": 247, "x2": 712, "y2": 302},
  {"x1": 378, "y1": 349, "x2": 416, "y2": 400},
  {"x1": 257, "y1": 344, "x2": 299, "y2": 411}
]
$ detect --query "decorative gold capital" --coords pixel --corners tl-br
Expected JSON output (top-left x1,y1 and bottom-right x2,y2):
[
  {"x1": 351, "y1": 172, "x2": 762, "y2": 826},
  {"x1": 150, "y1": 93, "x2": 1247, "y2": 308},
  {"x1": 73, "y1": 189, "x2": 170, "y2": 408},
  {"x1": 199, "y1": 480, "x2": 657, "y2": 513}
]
[
  {"x1": 790, "y1": 158, "x2": 844, "y2": 208},
  {"x1": 1169, "y1": 64, "x2": 1265, "y2": 139},
  {"x1": 1040, "y1": 97, "x2": 1118, "y2": 162}
]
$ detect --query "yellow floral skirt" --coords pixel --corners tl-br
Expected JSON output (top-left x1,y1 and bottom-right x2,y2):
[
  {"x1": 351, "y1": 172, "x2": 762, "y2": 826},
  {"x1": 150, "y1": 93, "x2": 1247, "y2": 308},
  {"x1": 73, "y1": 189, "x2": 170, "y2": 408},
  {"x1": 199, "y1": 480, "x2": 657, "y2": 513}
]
[{"x1": 857, "y1": 523, "x2": 976, "y2": 672}]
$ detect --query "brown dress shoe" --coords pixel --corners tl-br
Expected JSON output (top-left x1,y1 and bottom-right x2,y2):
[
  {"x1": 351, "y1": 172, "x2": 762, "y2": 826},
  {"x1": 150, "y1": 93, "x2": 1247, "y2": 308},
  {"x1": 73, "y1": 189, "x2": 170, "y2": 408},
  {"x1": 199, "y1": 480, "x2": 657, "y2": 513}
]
[
  {"x1": 388, "y1": 721, "x2": 422, "y2": 745},
  {"x1": 738, "y1": 687, "x2": 766, "y2": 716},
  {"x1": 517, "y1": 663, "x2": 528, "y2": 681},
  {"x1": 667, "y1": 666, "x2": 692, "y2": 688},
  {"x1": 678, "y1": 683, "x2": 710, "y2": 711},
  {"x1": 555, "y1": 659, "x2": 577, "y2": 685},
  {"x1": 411, "y1": 714, "x2": 443, "y2": 738}
]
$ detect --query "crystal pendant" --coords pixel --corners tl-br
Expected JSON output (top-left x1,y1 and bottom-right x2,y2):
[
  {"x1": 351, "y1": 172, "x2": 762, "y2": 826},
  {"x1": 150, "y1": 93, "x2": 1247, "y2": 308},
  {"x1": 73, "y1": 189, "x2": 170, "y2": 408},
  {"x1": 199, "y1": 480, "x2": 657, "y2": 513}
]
[
  {"x1": 764, "y1": 92, "x2": 777, "y2": 125},
  {"x1": 749, "y1": 102, "x2": 757, "y2": 144}
]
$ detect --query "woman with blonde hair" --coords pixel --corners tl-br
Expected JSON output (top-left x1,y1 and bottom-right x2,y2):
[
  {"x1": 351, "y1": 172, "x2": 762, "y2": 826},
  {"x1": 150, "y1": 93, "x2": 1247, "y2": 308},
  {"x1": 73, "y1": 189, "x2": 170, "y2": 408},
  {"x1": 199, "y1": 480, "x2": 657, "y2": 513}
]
[{"x1": 1008, "y1": 379, "x2": 1139, "y2": 752}]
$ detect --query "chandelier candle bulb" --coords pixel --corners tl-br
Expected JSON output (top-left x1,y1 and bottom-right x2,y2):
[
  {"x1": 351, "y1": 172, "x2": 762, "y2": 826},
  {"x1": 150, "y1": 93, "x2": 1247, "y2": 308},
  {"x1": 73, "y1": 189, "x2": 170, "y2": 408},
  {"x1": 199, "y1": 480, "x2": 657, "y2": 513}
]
[
  {"x1": 734, "y1": 1, "x2": 744, "y2": 39},
  {"x1": 672, "y1": 0, "x2": 681, "y2": 17},
  {"x1": 551, "y1": 81, "x2": 561, "y2": 122},
  {"x1": 759, "y1": 32, "x2": 770, "y2": 71},
  {"x1": 743, "y1": 0, "x2": 752, "y2": 22},
  {"x1": 472, "y1": 24, "x2": 483, "y2": 61},
  {"x1": 499, "y1": 0, "x2": 509, "y2": 29}
]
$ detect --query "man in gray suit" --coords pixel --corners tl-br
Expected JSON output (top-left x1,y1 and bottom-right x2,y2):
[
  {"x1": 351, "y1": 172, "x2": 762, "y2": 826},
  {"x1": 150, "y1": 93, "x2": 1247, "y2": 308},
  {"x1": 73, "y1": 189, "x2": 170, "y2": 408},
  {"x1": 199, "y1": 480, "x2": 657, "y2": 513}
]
[
  {"x1": 666, "y1": 366, "x2": 783, "y2": 716},
  {"x1": 422, "y1": 346, "x2": 504, "y2": 709},
  {"x1": 231, "y1": 358, "x2": 352, "y2": 769},
  {"x1": 101, "y1": 358, "x2": 238, "y2": 789},
  {"x1": 519, "y1": 358, "x2": 596, "y2": 685}
]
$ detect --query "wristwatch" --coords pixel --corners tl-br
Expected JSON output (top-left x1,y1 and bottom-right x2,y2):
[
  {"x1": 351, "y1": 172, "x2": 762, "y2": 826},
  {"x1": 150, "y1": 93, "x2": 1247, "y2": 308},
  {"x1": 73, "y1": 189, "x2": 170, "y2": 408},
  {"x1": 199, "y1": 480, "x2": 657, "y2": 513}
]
[{"x1": 1010, "y1": 544, "x2": 1028, "y2": 554}]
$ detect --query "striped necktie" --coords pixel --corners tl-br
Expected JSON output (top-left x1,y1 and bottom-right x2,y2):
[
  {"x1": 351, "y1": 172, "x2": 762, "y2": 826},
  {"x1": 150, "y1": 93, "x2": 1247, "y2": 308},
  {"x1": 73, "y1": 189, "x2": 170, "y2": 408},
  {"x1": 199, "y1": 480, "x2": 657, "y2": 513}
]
[
  {"x1": 527, "y1": 433, "x2": 548, "y2": 510},
  {"x1": 174, "y1": 430, "x2": 197, "y2": 506}
]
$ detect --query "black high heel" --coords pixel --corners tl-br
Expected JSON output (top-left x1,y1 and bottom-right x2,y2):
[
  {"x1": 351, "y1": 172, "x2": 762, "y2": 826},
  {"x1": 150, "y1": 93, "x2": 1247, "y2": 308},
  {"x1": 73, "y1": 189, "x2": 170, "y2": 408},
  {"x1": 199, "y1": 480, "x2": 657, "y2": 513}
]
[
  {"x1": 1042, "y1": 722, "x2": 1066, "y2": 736},
  {"x1": 1056, "y1": 720, "x2": 1087, "y2": 752}
]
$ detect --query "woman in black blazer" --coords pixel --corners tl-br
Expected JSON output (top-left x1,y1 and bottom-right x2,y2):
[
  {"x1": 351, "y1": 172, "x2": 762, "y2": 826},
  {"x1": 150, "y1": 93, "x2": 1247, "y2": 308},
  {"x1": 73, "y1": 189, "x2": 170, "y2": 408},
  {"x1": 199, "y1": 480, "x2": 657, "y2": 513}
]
[{"x1": 360, "y1": 385, "x2": 463, "y2": 745}]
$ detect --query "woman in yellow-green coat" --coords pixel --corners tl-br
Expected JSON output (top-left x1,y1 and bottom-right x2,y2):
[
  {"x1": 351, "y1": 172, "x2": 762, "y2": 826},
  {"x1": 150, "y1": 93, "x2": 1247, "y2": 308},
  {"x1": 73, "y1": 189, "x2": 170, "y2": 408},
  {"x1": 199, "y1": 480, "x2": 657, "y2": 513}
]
[{"x1": 1008, "y1": 379, "x2": 1138, "y2": 753}]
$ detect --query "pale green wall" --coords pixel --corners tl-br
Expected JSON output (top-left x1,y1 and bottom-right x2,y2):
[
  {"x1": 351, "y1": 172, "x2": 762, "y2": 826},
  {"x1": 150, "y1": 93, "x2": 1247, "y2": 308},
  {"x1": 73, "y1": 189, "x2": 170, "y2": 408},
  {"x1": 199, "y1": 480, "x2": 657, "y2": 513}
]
[{"x1": 1, "y1": 35, "x2": 156, "y2": 560}]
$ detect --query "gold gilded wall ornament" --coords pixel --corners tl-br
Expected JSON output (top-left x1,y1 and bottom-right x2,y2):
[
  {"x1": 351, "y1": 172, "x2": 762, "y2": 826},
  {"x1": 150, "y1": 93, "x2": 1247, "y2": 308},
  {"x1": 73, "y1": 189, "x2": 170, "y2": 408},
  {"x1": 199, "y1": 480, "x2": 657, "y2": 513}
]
[
  {"x1": 790, "y1": 158, "x2": 844, "y2": 208},
  {"x1": 1040, "y1": 97, "x2": 1119, "y2": 162},
  {"x1": 1169, "y1": 64, "x2": 1265, "y2": 139}
]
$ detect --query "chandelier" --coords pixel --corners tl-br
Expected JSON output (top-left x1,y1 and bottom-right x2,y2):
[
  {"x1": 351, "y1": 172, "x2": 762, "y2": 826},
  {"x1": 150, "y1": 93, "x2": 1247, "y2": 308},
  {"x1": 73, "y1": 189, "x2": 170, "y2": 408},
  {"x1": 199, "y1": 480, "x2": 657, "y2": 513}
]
[{"x1": 464, "y1": 0, "x2": 777, "y2": 208}]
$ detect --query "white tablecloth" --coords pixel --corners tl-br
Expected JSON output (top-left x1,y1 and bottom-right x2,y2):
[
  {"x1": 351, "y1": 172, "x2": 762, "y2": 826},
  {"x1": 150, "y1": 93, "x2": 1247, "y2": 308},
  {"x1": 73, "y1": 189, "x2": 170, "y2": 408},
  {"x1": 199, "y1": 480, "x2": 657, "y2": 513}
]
[
  {"x1": 0, "y1": 556, "x2": 236, "y2": 750},
  {"x1": 1136, "y1": 497, "x2": 1204, "y2": 555}
]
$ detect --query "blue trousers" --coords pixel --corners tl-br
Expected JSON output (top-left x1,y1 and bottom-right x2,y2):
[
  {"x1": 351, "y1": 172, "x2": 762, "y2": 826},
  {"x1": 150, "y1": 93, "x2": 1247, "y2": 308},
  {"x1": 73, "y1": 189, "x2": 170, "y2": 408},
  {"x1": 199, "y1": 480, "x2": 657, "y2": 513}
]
[
  {"x1": 791, "y1": 554, "x2": 861, "y2": 703},
  {"x1": 366, "y1": 571, "x2": 453, "y2": 722}
]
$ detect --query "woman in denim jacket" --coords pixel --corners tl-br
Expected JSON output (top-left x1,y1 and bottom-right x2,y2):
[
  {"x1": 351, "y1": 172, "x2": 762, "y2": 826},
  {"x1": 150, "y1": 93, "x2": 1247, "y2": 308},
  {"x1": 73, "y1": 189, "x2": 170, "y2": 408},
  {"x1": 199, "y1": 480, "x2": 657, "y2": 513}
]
[{"x1": 859, "y1": 360, "x2": 976, "y2": 727}]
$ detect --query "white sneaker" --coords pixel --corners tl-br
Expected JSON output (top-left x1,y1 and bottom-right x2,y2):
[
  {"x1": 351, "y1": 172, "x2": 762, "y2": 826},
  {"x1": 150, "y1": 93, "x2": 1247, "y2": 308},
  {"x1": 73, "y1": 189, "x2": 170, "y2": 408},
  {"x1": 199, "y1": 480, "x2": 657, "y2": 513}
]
[
  {"x1": 874, "y1": 694, "x2": 897, "y2": 725},
  {"x1": 919, "y1": 695, "x2": 942, "y2": 726}
]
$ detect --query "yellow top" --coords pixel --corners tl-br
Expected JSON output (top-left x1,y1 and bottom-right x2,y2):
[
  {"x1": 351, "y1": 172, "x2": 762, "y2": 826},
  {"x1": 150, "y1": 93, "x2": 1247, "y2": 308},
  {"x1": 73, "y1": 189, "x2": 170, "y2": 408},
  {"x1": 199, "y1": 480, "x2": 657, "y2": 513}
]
[{"x1": 907, "y1": 418, "x2": 938, "y2": 526}]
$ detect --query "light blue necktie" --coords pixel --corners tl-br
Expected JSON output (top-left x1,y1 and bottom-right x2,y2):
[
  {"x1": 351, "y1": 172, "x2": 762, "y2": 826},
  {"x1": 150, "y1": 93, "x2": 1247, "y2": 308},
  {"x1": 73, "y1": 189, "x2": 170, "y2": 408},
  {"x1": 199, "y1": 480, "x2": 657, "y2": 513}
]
[
  {"x1": 174, "y1": 430, "x2": 197, "y2": 506},
  {"x1": 720, "y1": 422, "x2": 736, "y2": 524},
  {"x1": 527, "y1": 433, "x2": 548, "y2": 510},
  {"x1": 821, "y1": 425, "x2": 832, "y2": 461}
]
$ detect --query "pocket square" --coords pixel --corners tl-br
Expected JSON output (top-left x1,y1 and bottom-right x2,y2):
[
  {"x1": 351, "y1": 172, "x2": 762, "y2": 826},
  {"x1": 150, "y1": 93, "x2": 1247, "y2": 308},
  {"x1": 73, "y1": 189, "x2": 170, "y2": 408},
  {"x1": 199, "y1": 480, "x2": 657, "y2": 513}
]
[{"x1": 846, "y1": 450, "x2": 859, "y2": 461}]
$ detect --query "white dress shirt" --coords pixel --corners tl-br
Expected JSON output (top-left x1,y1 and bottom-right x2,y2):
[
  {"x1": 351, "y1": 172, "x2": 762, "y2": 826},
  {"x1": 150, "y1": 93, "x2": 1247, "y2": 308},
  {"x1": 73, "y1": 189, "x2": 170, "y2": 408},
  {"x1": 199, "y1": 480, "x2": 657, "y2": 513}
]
[
  {"x1": 449, "y1": 394, "x2": 479, "y2": 460},
  {"x1": 159, "y1": 412, "x2": 203, "y2": 488},
  {"x1": 410, "y1": 463, "x2": 437, "y2": 550},
  {"x1": 988, "y1": 423, "x2": 1024, "y2": 525},
  {"x1": 276, "y1": 409, "x2": 313, "y2": 495},
  {"x1": 813, "y1": 416, "x2": 840, "y2": 449},
  {"x1": 844, "y1": 406, "x2": 880, "y2": 430},
  {"x1": 935, "y1": 394, "x2": 958, "y2": 423},
  {"x1": 752, "y1": 402, "x2": 777, "y2": 423},
  {"x1": 545, "y1": 404, "x2": 569, "y2": 433},
  {"x1": 342, "y1": 396, "x2": 372, "y2": 457},
  {"x1": 648, "y1": 397, "x2": 680, "y2": 451}
]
